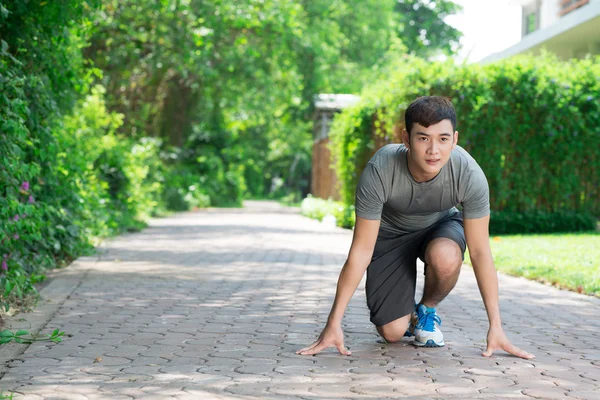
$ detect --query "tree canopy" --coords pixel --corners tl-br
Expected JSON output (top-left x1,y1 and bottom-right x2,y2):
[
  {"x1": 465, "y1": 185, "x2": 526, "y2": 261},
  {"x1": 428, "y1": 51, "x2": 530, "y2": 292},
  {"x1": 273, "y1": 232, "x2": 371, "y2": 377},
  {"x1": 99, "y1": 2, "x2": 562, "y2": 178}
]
[{"x1": 84, "y1": 0, "x2": 463, "y2": 198}]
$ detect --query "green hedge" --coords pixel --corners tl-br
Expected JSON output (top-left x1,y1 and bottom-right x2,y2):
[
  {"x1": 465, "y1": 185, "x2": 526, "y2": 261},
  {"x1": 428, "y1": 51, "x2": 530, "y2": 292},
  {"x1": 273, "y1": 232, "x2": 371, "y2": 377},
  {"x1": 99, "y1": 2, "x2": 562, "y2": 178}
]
[
  {"x1": 329, "y1": 54, "x2": 599, "y2": 232},
  {"x1": 490, "y1": 211, "x2": 597, "y2": 234}
]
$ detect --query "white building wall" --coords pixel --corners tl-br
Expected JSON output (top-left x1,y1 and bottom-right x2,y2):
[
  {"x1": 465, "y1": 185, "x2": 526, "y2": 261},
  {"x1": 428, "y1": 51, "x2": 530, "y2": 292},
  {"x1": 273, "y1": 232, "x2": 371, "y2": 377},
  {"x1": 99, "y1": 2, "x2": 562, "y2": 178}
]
[
  {"x1": 522, "y1": 0, "x2": 600, "y2": 31},
  {"x1": 482, "y1": 0, "x2": 600, "y2": 63},
  {"x1": 540, "y1": 0, "x2": 560, "y2": 29}
]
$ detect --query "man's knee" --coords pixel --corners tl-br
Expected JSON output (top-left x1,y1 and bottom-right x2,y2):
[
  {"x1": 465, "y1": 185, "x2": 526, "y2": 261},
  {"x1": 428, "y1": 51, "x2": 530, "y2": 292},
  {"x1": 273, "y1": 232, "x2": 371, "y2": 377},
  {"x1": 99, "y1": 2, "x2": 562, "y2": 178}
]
[
  {"x1": 376, "y1": 315, "x2": 410, "y2": 343},
  {"x1": 425, "y1": 238, "x2": 463, "y2": 277}
]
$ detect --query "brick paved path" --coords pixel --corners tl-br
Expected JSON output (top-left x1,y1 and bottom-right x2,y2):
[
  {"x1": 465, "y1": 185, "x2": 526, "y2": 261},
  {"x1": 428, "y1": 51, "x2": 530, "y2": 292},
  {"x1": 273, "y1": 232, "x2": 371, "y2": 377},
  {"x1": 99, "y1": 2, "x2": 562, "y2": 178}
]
[{"x1": 1, "y1": 201, "x2": 599, "y2": 399}]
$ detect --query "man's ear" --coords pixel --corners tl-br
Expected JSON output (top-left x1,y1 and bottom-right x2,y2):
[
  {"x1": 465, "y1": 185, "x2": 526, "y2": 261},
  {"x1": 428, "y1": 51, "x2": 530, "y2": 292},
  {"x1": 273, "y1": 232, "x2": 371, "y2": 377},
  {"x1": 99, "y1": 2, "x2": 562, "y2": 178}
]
[
  {"x1": 402, "y1": 129, "x2": 410, "y2": 148},
  {"x1": 453, "y1": 131, "x2": 459, "y2": 148}
]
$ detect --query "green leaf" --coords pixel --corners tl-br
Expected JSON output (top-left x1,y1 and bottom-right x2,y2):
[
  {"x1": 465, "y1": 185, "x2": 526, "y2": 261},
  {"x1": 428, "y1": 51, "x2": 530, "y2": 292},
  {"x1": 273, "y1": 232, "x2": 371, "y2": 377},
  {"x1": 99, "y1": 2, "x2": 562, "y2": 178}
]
[
  {"x1": 0, "y1": 330, "x2": 14, "y2": 337},
  {"x1": 67, "y1": 225, "x2": 79, "y2": 237},
  {"x1": 0, "y1": 337, "x2": 13, "y2": 344},
  {"x1": 4, "y1": 280, "x2": 13, "y2": 296},
  {"x1": 11, "y1": 144, "x2": 22, "y2": 157},
  {"x1": 0, "y1": 5, "x2": 9, "y2": 19},
  {"x1": 15, "y1": 330, "x2": 29, "y2": 336}
]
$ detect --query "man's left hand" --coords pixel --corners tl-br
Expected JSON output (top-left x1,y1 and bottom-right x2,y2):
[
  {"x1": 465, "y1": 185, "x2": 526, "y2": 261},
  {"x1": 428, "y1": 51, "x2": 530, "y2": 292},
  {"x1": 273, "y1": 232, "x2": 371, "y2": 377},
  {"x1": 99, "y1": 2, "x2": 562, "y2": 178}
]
[{"x1": 483, "y1": 325, "x2": 535, "y2": 359}]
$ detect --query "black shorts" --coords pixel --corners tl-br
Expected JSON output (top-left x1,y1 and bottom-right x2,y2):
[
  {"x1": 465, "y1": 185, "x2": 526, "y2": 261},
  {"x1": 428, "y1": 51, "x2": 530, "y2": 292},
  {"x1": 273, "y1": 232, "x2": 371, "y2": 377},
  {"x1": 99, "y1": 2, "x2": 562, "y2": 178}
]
[{"x1": 365, "y1": 213, "x2": 466, "y2": 327}]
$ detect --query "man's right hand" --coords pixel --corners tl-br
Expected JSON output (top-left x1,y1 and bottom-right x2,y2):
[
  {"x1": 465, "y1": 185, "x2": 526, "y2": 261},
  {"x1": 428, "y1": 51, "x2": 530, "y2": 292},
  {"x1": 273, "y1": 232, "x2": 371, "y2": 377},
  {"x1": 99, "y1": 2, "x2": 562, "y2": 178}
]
[
  {"x1": 295, "y1": 324, "x2": 351, "y2": 356},
  {"x1": 295, "y1": 218, "x2": 380, "y2": 357}
]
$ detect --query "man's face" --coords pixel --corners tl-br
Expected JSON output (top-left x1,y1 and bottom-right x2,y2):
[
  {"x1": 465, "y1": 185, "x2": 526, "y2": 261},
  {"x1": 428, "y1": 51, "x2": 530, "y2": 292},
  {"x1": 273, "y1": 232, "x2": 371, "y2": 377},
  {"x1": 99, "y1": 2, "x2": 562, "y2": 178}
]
[{"x1": 402, "y1": 119, "x2": 458, "y2": 182}]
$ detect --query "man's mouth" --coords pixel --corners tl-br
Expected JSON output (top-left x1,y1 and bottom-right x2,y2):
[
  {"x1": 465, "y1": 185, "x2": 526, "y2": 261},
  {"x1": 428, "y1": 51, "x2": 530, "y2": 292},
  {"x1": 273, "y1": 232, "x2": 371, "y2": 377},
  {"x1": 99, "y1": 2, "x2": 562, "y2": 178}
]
[{"x1": 426, "y1": 159, "x2": 440, "y2": 165}]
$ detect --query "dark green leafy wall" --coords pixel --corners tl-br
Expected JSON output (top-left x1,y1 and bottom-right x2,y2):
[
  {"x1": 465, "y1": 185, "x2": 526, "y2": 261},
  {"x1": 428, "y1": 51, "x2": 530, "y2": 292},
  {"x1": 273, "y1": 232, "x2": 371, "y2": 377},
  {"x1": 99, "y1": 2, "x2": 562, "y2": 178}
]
[{"x1": 0, "y1": 1, "x2": 167, "y2": 311}]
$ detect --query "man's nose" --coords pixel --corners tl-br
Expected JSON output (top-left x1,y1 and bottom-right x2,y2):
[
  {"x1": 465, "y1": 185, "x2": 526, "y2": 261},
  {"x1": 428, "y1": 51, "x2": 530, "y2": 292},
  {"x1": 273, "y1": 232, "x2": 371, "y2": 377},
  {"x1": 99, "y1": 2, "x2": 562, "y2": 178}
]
[{"x1": 427, "y1": 141, "x2": 439, "y2": 154}]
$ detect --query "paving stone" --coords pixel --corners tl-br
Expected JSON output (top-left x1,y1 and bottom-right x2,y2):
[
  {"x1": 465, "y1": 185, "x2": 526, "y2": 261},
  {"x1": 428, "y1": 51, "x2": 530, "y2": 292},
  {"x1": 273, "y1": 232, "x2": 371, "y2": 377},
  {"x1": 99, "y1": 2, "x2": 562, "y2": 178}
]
[
  {"x1": 223, "y1": 382, "x2": 268, "y2": 397},
  {"x1": 350, "y1": 382, "x2": 402, "y2": 397},
  {"x1": 478, "y1": 386, "x2": 529, "y2": 396},
  {"x1": 568, "y1": 390, "x2": 600, "y2": 400},
  {"x1": 469, "y1": 375, "x2": 518, "y2": 388},
  {"x1": 234, "y1": 363, "x2": 276, "y2": 375},
  {"x1": 435, "y1": 385, "x2": 483, "y2": 395},
  {"x1": 67, "y1": 374, "x2": 113, "y2": 383},
  {"x1": 521, "y1": 388, "x2": 571, "y2": 399},
  {"x1": 13, "y1": 395, "x2": 44, "y2": 400}
]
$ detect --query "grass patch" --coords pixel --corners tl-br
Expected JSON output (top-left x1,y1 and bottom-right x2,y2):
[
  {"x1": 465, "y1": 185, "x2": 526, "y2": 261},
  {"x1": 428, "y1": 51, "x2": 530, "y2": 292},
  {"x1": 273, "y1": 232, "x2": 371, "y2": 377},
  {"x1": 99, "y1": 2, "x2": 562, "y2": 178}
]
[{"x1": 467, "y1": 232, "x2": 599, "y2": 296}]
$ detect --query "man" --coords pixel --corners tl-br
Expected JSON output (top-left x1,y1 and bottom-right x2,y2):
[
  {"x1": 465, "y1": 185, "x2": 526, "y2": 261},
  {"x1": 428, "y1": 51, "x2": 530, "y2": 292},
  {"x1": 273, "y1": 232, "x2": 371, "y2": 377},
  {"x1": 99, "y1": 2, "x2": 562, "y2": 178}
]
[{"x1": 297, "y1": 96, "x2": 534, "y2": 359}]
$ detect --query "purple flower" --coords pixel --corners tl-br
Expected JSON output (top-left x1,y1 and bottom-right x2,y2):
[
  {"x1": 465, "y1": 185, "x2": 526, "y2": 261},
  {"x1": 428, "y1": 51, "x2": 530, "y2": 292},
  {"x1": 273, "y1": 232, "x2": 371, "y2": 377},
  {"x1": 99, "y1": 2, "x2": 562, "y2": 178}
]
[
  {"x1": 587, "y1": 96, "x2": 594, "y2": 101},
  {"x1": 28, "y1": 195, "x2": 35, "y2": 204},
  {"x1": 20, "y1": 214, "x2": 27, "y2": 218},
  {"x1": 13, "y1": 234, "x2": 19, "y2": 240},
  {"x1": 13, "y1": 215, "x2": 19, "y2": 222},
  {"x1": 1, "y1": 260, "x2": 7, "y2": 271},
  {"x1": 21, "y1": 181, "x2": 30, "y2": 191}
]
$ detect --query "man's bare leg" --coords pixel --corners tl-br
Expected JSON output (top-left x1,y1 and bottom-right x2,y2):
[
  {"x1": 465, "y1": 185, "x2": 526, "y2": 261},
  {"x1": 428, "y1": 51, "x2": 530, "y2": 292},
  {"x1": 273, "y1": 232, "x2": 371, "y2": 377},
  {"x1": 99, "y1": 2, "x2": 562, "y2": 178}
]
[
  {"x1": 420, "y1": 237, "x2": 463, "y2": 307},
  {"x1": 376, "y1": 238, "x2": 462, "y2": 345},
  {"x1": 376, "y1": 314, "x2": 411, "y2": 343},
  {"x1": 408, "y1": 237, "x2": 463, "y2": 346}
]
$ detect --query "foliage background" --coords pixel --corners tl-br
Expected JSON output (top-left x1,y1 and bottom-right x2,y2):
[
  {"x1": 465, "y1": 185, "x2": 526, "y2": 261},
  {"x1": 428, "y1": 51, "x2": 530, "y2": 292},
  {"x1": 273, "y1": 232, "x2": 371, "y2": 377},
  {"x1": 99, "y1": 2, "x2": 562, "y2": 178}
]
[
  {"x1": 0, "y1": 0, "x2": 597, "y2": 311},
  {"x1": 0, "y1": 0, "x2": 464, "y2": 310}
]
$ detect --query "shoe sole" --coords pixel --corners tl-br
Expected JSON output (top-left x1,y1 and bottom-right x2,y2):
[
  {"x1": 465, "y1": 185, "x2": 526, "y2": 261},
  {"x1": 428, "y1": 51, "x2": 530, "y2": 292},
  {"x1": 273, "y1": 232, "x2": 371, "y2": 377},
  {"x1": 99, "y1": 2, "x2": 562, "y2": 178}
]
[{"x1": 413, "y1": 339, "x2": 445, "y2": 347}]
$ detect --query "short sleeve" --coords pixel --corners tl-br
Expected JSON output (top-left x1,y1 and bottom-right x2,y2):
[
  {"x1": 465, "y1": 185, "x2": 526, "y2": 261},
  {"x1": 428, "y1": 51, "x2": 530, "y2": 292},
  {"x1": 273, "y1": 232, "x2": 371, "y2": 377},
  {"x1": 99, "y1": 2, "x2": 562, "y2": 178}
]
[
  {"x1": 355, "y1": 162, "x2": 387, "y2": 220},
  {"x1": 460, "y1": 165, "x2": 490, "y2": 219}
]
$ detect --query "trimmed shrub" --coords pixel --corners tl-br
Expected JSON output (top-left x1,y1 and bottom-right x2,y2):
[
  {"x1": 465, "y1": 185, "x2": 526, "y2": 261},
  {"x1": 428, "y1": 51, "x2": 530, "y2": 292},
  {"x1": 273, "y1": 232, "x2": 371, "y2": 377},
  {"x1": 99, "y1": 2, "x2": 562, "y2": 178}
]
[
  {"x1": 301, "y1": 195, "x2": 355, "y2": 229},
  {"x1": 490, "y1": 210, "x2": 597, "y2": 234}
]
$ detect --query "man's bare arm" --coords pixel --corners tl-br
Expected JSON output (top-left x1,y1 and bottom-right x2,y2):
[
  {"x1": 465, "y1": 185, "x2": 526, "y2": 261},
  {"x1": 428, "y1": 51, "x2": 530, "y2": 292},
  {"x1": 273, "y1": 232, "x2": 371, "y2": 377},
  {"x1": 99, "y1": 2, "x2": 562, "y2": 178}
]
[
  {"x1": 464, "y1": 216, "x2": 534, "y2": 359},
  {"x1": 296, "y1": 217, "x2": 380, "y2": 356}
]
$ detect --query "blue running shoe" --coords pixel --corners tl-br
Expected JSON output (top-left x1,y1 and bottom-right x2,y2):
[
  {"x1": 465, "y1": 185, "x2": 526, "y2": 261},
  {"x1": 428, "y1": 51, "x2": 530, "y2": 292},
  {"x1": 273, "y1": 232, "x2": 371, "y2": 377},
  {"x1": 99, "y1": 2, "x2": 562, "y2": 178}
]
[{"x1": 413, "y1": 304, "x2": 444, "y2": 347}]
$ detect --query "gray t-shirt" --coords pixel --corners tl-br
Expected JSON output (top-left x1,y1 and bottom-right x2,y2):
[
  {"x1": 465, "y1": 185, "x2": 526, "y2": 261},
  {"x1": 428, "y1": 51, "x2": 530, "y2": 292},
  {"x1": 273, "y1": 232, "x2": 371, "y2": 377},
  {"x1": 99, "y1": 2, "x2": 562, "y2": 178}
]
[{"x1": 355, "y1": 144, "x2": 490, "y2": 234}]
